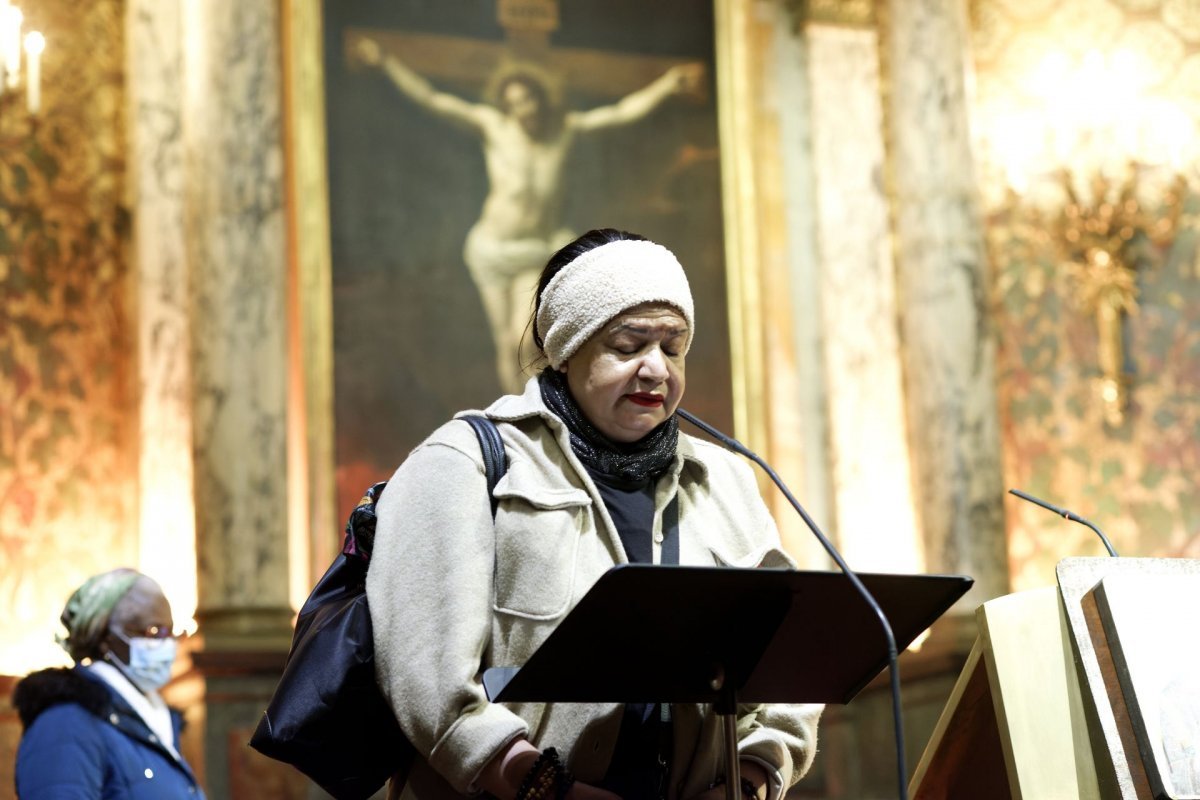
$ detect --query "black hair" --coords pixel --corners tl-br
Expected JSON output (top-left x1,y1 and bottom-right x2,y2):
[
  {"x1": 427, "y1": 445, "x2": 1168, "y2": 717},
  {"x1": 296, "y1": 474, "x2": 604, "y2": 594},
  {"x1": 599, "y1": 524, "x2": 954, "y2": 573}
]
[{"x1": 529, "y1": 228, "x2": 648, "y2": 355}]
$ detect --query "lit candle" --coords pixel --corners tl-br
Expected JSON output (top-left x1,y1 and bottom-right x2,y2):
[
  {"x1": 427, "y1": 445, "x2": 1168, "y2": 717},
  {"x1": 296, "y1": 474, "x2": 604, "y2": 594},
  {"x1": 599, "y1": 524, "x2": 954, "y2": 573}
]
[
  {"x1": 0, "y1": 0, "x2": 8, "y2": 93},
  {"x1": 23, "y1": 29, "x2": 41, "y2": 114},
  {"x1": 2, "y1": 5, "x2": 20, "y2": 91}
]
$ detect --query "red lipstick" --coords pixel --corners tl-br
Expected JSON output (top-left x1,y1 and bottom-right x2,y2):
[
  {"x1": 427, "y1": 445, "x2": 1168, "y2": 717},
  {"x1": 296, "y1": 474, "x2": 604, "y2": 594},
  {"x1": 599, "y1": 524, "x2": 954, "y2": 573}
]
[{"x1": 627, "y1": 393, "x2": 664, "y2": 407}]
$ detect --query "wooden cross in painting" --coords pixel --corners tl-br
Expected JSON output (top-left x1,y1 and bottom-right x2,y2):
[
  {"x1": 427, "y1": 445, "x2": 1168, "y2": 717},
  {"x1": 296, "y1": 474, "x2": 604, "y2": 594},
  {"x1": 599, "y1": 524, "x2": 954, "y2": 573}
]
[{"x1": 346, "y1": 0, "x2": 711, "y2": 393}]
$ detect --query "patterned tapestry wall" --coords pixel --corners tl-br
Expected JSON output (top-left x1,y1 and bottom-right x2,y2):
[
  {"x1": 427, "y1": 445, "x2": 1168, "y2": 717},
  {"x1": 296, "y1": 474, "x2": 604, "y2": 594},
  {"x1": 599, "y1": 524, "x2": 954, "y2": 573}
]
[
  {"x1": 0, "y1": 0, "x2": 136, "y2": 673},
  {"x1": 971, "y1": 0, "x2": 1200, "y2": 591}
]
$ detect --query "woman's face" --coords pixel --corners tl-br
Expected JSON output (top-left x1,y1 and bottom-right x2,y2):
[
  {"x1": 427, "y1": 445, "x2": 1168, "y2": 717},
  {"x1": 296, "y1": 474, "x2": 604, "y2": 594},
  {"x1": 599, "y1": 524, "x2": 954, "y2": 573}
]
[
  {"x1": 102, "y1": 579, "x2": 174, "y2": 665},
  {"x1": 560, "y1": 303, "x2": 688, "y2": 443}
]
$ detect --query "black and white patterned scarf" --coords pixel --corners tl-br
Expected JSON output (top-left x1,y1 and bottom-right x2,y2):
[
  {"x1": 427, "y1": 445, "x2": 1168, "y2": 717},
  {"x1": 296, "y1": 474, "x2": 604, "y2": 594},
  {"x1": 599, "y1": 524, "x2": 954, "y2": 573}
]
[{"x1": 538, "y1": 368, "x2": 678, "y2": 483}]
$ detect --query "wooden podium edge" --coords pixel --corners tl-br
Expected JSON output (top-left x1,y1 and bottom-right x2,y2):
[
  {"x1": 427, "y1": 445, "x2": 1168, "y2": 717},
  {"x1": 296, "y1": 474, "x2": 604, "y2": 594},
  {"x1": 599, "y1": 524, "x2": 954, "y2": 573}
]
[
  {"x1": 908, "y1": 633, "x2": 1011, "y2": 799},
  {"x1": 909, "y1": 586, "x2": 1101, "y2": 799},
  {"x1": 1055, "y1": 556, "x2": 1200, "y2": 800},
  {"x1": 1081, "y1": 581, "x2": 1156, "y2": 798}
]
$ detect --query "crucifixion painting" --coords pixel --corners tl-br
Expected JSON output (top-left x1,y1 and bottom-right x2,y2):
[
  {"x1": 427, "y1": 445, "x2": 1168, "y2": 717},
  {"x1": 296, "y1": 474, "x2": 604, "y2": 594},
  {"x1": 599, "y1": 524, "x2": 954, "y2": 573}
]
[
  {"x1": 346, "y1": 7, "x2": 707, "y2": 393},
  {"x1": 326, "y1": 0, "x2": 729, "y2": 517}
]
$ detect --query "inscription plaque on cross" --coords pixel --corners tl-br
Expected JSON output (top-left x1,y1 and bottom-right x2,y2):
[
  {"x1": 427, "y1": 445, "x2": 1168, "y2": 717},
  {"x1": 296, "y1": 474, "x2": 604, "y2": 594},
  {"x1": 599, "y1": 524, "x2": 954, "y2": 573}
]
[{"x1": 497, "y1": 0, "x2": 559, "y2": 50}]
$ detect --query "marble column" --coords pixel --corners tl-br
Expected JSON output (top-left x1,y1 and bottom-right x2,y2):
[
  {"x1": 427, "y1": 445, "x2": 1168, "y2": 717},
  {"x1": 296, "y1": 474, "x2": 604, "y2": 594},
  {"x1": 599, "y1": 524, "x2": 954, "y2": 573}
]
[
  {"x1": 183, "y1": 0, "x2": 292, "y2": 649},
  {"x1": 180, "y1": 0, "x2": 297, "y2": 795},
  {"x1": 807, "y1": 24, "x2": 922, "y2": 576},
  {"x1": 879, "y1": 0, "x2": 1009, "y2": 607},
  {"x1": 127, "y1": 0, "x2": 198, "y2": 628}
]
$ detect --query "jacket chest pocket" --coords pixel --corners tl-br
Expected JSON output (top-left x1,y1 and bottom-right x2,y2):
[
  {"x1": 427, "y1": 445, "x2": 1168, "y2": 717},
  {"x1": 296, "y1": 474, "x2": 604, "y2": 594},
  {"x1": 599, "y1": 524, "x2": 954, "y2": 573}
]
[{"x1": 492, "y1": 463, "x2": 593, "y2": 620}]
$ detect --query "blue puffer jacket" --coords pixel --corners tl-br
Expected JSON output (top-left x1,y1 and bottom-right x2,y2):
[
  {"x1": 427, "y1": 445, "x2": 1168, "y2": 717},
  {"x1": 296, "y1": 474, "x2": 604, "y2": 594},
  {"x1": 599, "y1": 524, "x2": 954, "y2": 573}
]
[{"x1": 13, "y1": 666, "x2": 206, "y2": 799}]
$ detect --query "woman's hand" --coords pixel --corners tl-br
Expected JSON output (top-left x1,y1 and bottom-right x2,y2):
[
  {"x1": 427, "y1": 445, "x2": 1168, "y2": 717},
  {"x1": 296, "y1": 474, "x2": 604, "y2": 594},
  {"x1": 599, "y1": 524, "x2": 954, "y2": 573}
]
[
  {"x1": 682, "y1": 760, "x2": 770, "y2": 800},
  {"x1": 479, "y1": 740, "x2": 622, "y2": 799}
]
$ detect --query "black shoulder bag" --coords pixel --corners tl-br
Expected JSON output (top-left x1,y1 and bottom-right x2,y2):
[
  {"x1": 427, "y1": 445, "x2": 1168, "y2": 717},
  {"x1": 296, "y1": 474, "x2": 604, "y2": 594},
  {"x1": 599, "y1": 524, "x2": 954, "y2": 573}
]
[{"x1": 249, "y1": 415, "x2": 507, "y2": 800}]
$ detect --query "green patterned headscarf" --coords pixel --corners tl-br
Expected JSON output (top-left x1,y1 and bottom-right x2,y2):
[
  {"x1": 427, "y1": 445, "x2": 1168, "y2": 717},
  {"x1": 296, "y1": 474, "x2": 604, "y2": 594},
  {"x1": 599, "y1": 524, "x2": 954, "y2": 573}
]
[{"x1": 57, "y1": 568, "x2": 140, "y2": 663}]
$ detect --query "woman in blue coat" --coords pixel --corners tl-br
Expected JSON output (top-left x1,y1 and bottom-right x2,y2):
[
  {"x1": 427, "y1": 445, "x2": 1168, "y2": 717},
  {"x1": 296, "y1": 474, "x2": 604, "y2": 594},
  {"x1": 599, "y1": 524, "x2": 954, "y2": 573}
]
[{"x1": 13, "y1": 568, "x2": 206, "y2": 799}]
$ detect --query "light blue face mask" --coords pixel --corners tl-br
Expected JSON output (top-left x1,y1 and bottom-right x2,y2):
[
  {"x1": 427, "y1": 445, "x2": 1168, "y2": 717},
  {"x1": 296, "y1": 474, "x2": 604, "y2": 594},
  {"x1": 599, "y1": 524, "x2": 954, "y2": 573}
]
[{"x1": 110, "y1": 630, "x2": 177, "y2": 693}]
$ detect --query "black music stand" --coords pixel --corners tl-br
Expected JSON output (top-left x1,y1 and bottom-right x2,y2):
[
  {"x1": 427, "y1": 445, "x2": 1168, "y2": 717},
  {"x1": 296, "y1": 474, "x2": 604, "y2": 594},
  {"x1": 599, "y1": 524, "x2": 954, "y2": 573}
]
[{"x1": 483, "y1": 565, "x2": 972, "y2": 800}]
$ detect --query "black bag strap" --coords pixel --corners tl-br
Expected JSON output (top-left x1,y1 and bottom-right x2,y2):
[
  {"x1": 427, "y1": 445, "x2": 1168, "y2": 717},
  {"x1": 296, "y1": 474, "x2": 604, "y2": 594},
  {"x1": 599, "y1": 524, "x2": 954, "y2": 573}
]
[
  {"x1": 462, "y1": 414, "x2": 506, "y2": 519},
  {"x1": 345, "y1": 416, "x2": 507, "y2": 562}
]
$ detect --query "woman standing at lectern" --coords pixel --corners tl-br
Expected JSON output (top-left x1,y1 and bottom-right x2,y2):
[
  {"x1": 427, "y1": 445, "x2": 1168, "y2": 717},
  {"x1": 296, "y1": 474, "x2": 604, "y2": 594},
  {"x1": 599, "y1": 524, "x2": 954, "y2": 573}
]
[{"x1": 367, "y1": 228, "x2": 823, "y2": 799}]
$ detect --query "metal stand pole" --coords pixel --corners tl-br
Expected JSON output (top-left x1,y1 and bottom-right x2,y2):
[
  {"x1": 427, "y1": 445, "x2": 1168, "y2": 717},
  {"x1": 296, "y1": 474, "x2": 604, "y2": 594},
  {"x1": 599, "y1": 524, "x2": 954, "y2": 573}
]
[{"x1": 712, "y1": 665, "x2": 740, "y2": 800}]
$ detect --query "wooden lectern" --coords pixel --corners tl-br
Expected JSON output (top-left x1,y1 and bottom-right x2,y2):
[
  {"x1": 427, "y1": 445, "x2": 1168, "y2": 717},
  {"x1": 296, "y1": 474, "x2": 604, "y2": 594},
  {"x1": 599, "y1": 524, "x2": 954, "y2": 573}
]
[{"x1": 909, "y1": 557, "x2": 1200, "y2": 800}]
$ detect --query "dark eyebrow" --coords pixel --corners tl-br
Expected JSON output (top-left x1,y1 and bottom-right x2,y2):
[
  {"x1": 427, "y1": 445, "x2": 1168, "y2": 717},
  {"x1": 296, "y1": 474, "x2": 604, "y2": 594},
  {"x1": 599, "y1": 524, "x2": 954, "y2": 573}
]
[{"x1": 610, "y1": 323, "x2": 689, "y2": 336}]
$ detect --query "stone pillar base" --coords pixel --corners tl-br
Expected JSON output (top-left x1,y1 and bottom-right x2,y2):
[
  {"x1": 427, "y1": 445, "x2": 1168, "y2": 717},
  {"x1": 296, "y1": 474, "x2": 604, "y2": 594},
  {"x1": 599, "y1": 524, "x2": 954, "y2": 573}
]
[
  {"x1": 192, "y1": 646, "x2": 316, "y2": 800},
  {"x1": 190, "y1": 605, "x2": 306, "y2": 797},
  {"x1": 195, "y1": 605, "x2": 295, "y2": 652}
]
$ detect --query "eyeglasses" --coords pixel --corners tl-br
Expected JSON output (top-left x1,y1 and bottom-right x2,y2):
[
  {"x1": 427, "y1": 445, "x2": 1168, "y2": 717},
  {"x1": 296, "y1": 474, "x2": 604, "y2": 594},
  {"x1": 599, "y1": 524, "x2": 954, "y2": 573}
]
[{"x1": 113, "y1": 624, "x2": 176, "y2": 641}]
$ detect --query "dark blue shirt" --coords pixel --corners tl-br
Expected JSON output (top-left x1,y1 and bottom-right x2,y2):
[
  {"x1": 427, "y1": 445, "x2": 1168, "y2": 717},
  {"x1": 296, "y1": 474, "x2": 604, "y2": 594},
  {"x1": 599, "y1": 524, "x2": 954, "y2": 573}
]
[{"x1": 585, "y1": 465, "x2": 678, "y2": 799}]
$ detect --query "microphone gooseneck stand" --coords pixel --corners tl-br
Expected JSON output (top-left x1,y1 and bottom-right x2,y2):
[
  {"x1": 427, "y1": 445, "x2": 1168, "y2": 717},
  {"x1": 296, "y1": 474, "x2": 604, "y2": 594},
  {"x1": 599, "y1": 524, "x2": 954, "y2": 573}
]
[
  {"x1": 676, "y1": 409, "x2": 909, "y2": 800},
  {"x1": 1008, "y1": 488, "x2": 1120, "y2": 557}
]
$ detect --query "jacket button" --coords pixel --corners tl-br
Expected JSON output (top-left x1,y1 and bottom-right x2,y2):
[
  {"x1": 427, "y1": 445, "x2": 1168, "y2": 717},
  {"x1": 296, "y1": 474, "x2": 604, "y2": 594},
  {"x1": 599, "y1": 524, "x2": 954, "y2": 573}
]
[
  {"x1": 149, "y1": 734, "x2": 157, "y2": 742},
  {"x1": 144, "y1": 769, "x2": 154, "y2": 779},
  {"x1": 109, "y1": 713, "x2": 119, "y2": 724}
]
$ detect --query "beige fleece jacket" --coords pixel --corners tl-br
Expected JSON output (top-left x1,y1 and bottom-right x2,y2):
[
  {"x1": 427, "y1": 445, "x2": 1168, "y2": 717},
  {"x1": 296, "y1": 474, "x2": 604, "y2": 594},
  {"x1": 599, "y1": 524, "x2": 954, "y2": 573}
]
[{"x1": 367, "y1": 379, "x2": 822, "y2": 799}]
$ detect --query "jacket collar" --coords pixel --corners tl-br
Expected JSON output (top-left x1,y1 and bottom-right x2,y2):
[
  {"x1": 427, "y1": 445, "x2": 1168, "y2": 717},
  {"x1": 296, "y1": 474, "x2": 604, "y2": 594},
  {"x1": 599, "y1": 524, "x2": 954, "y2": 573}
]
[
  {"x1": 79, "y1": 667, "x2": 198, "y2": 782},
  {"x1": 473, "y1": 376, "x2": 711, "y2": 481}
]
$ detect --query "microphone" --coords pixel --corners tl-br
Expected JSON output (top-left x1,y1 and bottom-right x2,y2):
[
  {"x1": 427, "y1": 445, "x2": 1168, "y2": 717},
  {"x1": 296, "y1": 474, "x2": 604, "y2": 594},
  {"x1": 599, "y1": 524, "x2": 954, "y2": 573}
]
[
  {"x1": 1008, "y1": 488, "x2": 1119, "y2": 557},
  {"x1": 676, "y1": 408, "x2": 909, "y2": 800}
]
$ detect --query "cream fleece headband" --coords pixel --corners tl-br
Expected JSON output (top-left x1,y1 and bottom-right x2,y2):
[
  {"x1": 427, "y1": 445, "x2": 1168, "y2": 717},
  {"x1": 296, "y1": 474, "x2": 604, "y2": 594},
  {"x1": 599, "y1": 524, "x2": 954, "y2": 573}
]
[{"x1": 536, "y1": 239, "x2": 694, "y2": 368}]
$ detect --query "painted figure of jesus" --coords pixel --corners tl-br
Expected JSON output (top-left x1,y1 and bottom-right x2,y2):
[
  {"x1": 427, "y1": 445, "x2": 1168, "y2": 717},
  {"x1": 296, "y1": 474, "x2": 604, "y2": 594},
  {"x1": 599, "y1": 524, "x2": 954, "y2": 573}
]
[{"x1": 354, "y1": 38, "x2": 704, "y2": 392}]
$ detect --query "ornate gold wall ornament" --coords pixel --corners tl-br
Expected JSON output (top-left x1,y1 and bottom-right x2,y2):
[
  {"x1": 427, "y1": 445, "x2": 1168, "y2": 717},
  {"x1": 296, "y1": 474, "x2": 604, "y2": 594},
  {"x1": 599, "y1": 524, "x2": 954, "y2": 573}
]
[{"x1": 1055, "y1": 166, "x2": 1187, "y2": 426}]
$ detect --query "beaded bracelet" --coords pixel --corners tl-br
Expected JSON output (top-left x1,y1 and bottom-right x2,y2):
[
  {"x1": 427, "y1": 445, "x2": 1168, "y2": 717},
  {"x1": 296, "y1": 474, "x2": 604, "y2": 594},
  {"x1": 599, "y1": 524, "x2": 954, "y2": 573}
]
[{"x1": 515, "y1": 747, "x2": 576, "y2": 800}]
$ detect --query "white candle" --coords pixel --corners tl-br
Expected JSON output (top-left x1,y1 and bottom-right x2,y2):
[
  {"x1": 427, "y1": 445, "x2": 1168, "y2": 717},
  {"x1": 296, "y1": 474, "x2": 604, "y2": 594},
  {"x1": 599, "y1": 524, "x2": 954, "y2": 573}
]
[
  {"x1": 0, "y1": 0, "x2": 9, "y2": 94},
  {"x1": 23, "y1": 29, "x2": 41, "y2": 114},
  {"x1": 2, "y1": 5, "x2": 20, "y2": 90}
]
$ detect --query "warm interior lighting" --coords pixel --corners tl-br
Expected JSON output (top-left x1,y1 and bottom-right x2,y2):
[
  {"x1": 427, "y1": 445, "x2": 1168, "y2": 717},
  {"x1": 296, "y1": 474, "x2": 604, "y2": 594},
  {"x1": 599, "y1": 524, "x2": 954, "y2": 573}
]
[
  {"x1": 0, "y1": 2, "x2": 22, "y2": 89},
  {"x1": 1, "y1": 508, "x2": 137, "y2": 676},
  {"x1": 0, "y1": 1, "x2": 44, "y2": 115},
  {"x1": 2, "y1": 633, "x2": 72, "y2": 675},
  {"x1": 20, "y1": 26, "x2": 38, "y2": 54},
  {"x1": 22, "y1": 28, "x2": 40, "y2": 112},
  {"x1": 837, "y1": 468, "x2": 924, "y2": 576},
  {"x1": 0, "y1": 486, "x2": 199, "y2": 677},
  {"x1": 139, "y1": 448, "x2": 198, "y2": 641},
  {"x1": 906, "y1": 628, "x2": 932, "y2": 653},
  {"x1": 983, "y1": 48, "x2": 1194, "y2": 197}
]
